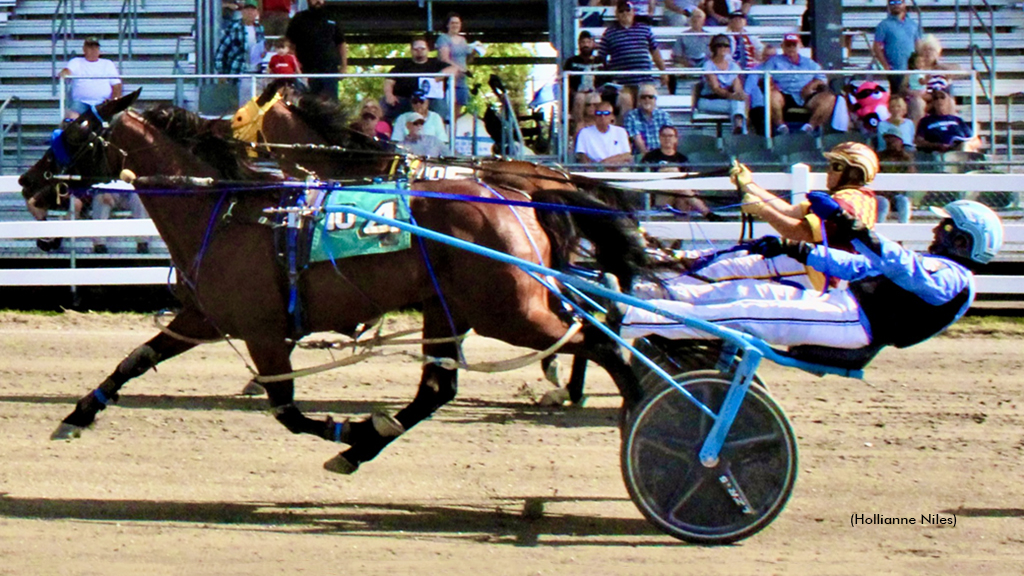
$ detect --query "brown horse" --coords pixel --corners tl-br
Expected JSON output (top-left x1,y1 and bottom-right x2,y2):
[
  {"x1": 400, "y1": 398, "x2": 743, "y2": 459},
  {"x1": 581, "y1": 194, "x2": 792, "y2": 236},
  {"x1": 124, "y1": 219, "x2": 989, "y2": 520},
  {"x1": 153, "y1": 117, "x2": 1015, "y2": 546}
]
[
  {"x1": 244, "y1": 87, "x2": 595, "y2": 403},
  {"x1": 19, "y1": 91, "x2": 648, "y2": 473}
]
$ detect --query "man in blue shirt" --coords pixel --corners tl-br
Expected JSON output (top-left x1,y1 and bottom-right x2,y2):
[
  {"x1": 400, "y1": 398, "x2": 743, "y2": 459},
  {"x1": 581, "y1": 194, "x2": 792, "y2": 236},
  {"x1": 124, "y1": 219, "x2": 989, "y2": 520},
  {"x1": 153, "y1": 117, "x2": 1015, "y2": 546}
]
[
  {"x1": 872, "y1": 0, "x2": 921, "y2": 96},
  {"x1": 620, "y1": 199, "x2": 1002, "y2": 351},
  {"x1": 598, "y1": 0, "x2": 667, "y2": 115},
  {"x1": 761, "y1": 34, "x2": 834, "y2": 134},
  {"x1": 623, "y1": 84, "x2": 673, "y2": 154}
]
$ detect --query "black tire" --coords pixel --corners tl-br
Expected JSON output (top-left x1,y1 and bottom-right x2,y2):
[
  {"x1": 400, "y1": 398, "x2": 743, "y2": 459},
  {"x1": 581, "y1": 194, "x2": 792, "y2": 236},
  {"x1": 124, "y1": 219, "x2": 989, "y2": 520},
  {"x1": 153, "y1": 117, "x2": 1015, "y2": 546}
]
[{"x1": 621, "y1": 373, "x2": 797, "y2": 544}]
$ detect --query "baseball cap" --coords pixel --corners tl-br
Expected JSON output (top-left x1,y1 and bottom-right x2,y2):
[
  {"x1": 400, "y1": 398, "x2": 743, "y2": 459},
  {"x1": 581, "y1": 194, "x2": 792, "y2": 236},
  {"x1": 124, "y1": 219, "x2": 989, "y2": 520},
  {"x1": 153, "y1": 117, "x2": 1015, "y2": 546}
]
[
  {"x1": 888, "y1": 0, "x2": 904, "y2": 5},
  {"x1": 728, "y1": 11, "x2": 747, "y2": 19},
  {"x1": 782, "y1": 33, "x2": 801, "y2": 44},
  {"x1": 411, "y1": 89, "x2": 428, "y2": 101},
  {"x1": 242, "y1": 0, "x2": 259, "y2": 8},
  {"x1": 405, "y1": 112, "x2": 427, "y2": 125},
  {"x1": 84, "y1": 36, "x2": 101, "y2": 46}
]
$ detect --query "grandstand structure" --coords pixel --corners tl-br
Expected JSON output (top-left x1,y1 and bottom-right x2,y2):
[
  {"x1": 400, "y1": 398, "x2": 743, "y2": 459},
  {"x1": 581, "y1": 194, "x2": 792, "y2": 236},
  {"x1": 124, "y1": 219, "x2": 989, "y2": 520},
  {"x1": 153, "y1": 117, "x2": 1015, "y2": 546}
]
[{"x1": 0, "y1": 1, "x2": 1021, "y2": 269}]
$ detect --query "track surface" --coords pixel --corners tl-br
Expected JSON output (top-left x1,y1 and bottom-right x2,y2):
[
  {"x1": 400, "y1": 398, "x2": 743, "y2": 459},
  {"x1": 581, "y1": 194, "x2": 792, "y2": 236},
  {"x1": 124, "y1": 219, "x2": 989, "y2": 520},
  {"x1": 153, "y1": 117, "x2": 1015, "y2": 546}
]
[{"x1": 0, "y1": 312, "x2": 1021, "y2": 575}]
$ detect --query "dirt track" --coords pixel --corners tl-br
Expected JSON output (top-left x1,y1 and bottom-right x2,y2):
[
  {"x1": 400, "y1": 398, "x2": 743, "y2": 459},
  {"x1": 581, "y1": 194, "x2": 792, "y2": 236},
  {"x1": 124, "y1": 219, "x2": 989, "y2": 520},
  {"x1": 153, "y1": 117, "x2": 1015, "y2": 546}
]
[{"x1": 0, "y1": 312, "x2": 1021, "y2": 575}]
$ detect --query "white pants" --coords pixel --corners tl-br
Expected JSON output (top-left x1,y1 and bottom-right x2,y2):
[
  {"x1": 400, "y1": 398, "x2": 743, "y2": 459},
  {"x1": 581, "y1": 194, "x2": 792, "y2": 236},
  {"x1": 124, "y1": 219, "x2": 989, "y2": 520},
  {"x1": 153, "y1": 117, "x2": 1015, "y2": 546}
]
[
  {"x1": 621, "y1": 279, "x2": 871, "y2": 349},
  {"x1": 640, "y1": 250, "x2": 819, "y2": 294},
  {"x1": 91, "y1": 192, "x2": 148, "y2": 244}
]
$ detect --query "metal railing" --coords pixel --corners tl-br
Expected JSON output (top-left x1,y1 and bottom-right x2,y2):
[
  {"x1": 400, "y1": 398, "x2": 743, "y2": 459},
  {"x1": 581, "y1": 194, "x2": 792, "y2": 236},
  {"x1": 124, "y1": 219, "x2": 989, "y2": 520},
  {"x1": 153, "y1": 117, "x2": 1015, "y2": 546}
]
[
  {"x1": 967, "y1": 0, "x2": 997, "y2": 155},
  {"x1": 0, "y1": 95, "x2": 23, "y2": 176},
  {"x1": 117, "y1": 0, "x2": 140, "y2": 66},
  {"x1": 50, "y1": 0, "x2": 77, "y2": 96}
]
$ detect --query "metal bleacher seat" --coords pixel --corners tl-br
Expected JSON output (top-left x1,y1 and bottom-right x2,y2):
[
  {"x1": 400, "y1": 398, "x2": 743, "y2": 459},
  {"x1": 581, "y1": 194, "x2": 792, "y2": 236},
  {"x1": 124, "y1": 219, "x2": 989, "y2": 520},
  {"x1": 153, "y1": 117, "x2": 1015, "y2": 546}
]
[
  {"x1": 771, "y1": 132, "x2": 818, "y2": 158},
  {"x1": 675, "y1": 134, "x2": 719, "y2": 156},
  {"x1": 722, "y1": 133, "x2": 769, "y2": 155},
  {"x1": 820, "y1": 131, "x2": 869, "y2": 151}
]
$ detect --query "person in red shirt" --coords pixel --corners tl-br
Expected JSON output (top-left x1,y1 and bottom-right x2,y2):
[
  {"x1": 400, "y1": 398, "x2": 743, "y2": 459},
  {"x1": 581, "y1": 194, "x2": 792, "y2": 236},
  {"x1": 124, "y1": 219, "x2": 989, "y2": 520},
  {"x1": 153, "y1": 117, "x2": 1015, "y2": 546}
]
[{"x1": 268, "y1": 37, "x2": 302, "y2": 99}]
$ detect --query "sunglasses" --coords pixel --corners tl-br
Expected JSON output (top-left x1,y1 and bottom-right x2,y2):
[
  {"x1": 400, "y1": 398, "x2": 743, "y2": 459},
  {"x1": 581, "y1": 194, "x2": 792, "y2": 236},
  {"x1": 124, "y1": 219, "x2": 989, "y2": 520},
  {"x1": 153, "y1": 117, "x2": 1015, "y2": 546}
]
[
  {"x1": 594, "y1": 110, "x2": 613, "y2": 116},
  {"x1": 829, "y1": 162, "x2": 846, "y2": 172},
  {"x1": 640, "y1": 94, "x2": 656, "y2": 100}
]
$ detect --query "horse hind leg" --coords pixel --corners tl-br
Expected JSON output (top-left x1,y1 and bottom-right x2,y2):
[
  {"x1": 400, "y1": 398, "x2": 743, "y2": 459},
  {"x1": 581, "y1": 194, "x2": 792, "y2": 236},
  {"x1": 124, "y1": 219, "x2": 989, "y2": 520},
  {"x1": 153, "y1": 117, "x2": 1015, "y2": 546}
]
[
  {"x1": 51, "y1": 307, "x2": 214, "y2": 440},
  {"x1": 325, "y1": 299, "x2": 466, "y2": 475}
]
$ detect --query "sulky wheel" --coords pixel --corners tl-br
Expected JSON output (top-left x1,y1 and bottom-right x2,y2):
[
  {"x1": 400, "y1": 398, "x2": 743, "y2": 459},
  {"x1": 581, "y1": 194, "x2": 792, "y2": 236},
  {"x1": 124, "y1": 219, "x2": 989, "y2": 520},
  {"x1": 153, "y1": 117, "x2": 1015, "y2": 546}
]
[
  {"x1": 639, "y1": 368, "x2": 768, "y2": 398},
  {"x1": 621, "y1": 372, "x2": 797, "y2": 544}
]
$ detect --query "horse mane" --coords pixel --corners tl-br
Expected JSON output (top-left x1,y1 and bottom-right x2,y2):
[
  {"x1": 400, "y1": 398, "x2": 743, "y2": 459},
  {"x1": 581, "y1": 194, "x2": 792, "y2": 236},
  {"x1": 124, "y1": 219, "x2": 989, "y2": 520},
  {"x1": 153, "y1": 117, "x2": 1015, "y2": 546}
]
[
  {"x1": 531, "y1": 185, "x2": 650, "y2": 288},
  {"x1": 140, "y1": 104, "x2": 269, "y2": 181}
]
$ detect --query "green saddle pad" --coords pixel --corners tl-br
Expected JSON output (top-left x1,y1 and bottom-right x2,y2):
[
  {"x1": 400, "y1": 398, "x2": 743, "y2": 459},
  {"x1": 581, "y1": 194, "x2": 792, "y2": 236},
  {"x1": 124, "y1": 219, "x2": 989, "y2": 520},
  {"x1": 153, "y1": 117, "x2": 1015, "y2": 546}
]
[{"x1": 310, "y1": 184, "x2": 412, "y2": 263}]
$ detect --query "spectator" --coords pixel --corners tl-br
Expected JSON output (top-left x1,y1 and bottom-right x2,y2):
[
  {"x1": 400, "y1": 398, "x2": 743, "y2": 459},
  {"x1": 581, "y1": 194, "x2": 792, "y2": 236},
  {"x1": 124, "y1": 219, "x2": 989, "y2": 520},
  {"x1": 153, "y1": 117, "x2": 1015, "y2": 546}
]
[
  {"x1": 221, "y1": 1, "x2": 242, "y2": 32},
  {"x1": 90, "y1": 188, "x2": 150, "y2": 254},
  {"x1": 574, "y1": 91, "x2": 604, "y2": 137},
  {"x1": 876, "y1": 95, "x2": 914, "y2": 152},
  {"x1": 872, "y1": 0, "x2": 920, "y2": 97},
  {"x1": 672, "y1": 8, "x2": 710, "y2": 68},
  {"x1": 261, "y1": 0, "x2": 293, "y2": 37},
  {"x1": 703, "y1": 0, "x2": 749, "y2": 25},
  {"x1": 215, "y1": 0, "x2": 265, "y2": 106},
  {"x1": 641, "y1": 125, "x2": 713, "y2": 218},
  {"x1": 663, "y1": 0, "x2": 699, "y2": 27},
  {"x1": 564, "y1": 31, "x2": 603, "y2": 102},
  {"x1": 762, "y1": 33, "x2": 834, "y2": 134},
  {"x1": 267, "y1": 37, "x2": 302, "y2": 100},
  {"x1": 915, "y1": 85, "x2": 982, "y2": 153},
  {"x1": 391, "y1": 91, "x2": 449, "y2": 144},
  {"x1": 352, "y1": 98, "x2": 392, "y2": 140},
  {"x1": 58, "y1": 37, "x2": 122, "y2": 120},
  {"x1": 575, "y1": 100, "x2": 633, "y2": 164},
  {"x1": 623, "y1": 84, "x2": 673, "y2": 154},
  {"x1": 436, "y1": 12, "x2": 474, "y2": 110},
  {"x1": 597, "y1": 0, "x2": 667, "y2": 115},
  {"x1": 286, "y1": 0, "x2": 347, "y2": 100},
  {"x1": 399, "y1": 113, "x2": 447, "y2": 157},
  {"x1": 699, "y1": 34, "x2": 747, "y2": 134},
  {"x1": 593, "y1": 0, "x2": 657, "y2": 23},
  {"x1": 382, "y1": 36, "x2": 459, "y2": 121},
  {"x1": 726, "y1": 10, "x2": 763, "y2": 70},
  {"x1": 876, "y1": 125, "x2": 914, "y2": 223}
]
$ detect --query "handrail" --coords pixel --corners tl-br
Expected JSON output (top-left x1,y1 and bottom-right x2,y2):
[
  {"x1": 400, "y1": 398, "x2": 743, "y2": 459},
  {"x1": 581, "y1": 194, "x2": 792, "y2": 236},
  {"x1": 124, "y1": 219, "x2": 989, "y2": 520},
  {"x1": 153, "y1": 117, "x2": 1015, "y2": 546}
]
[
  {"x1": 50, "y1": 0, "x2": 75, "y2": 96},
  {"x1": 117, "y1": 0, "x2": 139, "y2": 66},
  {"x1": 0, "y1": 95, "x2": 23, "y2": 176},
  {"x1": 966, "y1": 0, "x2": 997, "y2": 157}
]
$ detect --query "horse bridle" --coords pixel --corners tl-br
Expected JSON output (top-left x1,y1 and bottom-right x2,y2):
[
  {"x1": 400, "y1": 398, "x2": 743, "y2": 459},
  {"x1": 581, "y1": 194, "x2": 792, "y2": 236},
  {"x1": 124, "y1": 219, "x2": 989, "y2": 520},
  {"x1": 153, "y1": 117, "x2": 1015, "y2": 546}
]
[{"x1": 41, "y1": 106, "x2": 127, "y2": 194}]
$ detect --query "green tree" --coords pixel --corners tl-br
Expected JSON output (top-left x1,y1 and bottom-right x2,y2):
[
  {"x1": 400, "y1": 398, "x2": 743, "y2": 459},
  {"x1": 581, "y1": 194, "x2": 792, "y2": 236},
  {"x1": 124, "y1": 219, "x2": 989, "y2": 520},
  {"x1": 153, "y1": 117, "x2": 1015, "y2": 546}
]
[{"x1": 339, "y1": 42, "x2": 537, "y2": 118}]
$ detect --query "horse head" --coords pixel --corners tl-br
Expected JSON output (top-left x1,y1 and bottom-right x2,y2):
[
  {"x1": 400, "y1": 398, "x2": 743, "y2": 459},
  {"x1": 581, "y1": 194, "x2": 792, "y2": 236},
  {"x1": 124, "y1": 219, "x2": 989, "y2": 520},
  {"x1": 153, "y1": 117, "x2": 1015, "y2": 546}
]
[{"x1": 19, "y1": 89, "x2": 141, "y2": 215}]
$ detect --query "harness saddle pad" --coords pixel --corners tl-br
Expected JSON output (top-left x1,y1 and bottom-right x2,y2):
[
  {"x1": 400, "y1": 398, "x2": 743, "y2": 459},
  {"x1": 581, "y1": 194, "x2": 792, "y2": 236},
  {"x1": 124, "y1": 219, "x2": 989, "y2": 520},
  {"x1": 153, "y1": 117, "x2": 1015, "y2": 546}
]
[{"x1": 309, "y1": 184, "x2": 412, "y2": 263}]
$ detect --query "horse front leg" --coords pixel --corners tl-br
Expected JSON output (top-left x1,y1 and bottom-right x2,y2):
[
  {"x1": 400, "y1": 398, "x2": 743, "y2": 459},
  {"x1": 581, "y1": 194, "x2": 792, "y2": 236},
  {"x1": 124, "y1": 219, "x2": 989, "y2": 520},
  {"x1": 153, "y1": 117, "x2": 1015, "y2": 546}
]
[
  {"x1": 325, "y1": 298, "x2": 466, "y2": 475},
  {"x1": 52, "y1": 306, "x2": 216, "y2": 440}
]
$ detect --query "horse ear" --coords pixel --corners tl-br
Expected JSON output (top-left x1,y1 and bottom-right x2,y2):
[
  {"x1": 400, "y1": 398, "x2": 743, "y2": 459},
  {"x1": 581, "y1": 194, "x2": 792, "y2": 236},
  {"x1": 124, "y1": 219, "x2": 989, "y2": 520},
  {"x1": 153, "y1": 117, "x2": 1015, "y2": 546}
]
[{"x1": 98, "y1": 88, "x2": 142, "y2": 118}]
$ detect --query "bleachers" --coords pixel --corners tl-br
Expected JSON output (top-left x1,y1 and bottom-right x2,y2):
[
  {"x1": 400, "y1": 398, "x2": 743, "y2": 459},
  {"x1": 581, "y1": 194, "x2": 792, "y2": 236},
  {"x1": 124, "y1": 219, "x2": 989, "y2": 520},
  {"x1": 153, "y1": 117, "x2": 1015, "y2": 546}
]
[{"x1": 0, "y1": 0, "x2": 197, "y2": 174}]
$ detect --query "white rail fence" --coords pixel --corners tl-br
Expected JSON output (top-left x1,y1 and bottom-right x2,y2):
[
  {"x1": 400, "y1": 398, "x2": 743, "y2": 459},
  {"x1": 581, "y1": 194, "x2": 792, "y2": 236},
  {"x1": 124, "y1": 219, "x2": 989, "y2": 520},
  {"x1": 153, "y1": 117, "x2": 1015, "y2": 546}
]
[{"x1": 2, "y1": 169, "x2": 1024, "y2": 294}]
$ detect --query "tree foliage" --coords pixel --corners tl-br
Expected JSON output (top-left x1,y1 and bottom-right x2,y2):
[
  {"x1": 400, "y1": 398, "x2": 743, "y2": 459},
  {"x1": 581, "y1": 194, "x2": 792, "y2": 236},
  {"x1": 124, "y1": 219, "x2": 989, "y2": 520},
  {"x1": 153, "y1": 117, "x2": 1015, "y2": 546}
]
[{"x1": 339, "y1": 41, "x2": 536, "y2": 117}]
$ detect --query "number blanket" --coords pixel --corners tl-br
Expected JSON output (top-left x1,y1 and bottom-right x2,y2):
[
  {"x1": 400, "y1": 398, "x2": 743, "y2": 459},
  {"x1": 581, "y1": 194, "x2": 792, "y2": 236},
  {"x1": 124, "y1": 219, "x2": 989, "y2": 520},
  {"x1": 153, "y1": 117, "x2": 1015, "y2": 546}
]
[{"x1": 309, "y1": 184, "x2": 411, "y2": 263}]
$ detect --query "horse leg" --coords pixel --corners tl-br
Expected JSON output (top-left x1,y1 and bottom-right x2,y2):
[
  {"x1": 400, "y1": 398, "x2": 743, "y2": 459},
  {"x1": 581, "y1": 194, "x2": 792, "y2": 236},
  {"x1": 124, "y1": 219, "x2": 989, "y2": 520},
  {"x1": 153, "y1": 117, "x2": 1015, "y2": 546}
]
[
  {"x1": 51, "y1": 306, "x2": 217, "y2": 440},
  {"x1": 244, "y1": 338, "x2": 347, "y2": 443},
  {"x1": 325, "y1": 298, "x2": 466, "y2": 475}
]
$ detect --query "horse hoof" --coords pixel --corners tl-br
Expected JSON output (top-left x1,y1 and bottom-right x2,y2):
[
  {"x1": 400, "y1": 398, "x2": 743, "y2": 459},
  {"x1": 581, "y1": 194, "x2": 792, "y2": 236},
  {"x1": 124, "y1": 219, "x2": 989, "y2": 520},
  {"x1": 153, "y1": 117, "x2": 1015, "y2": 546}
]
[
  {"x1": 50, "y1": 422, "x2": 85, "y2": 440},
  {"x1": 240, "y1": 379, "x2": 264, "y2": 396},
  {"x1": 323, "y1": 453, "x2": 359, "y2": 475},
  {"x1": 539, "y1": 387, "x2": 571, "y2": 407}
]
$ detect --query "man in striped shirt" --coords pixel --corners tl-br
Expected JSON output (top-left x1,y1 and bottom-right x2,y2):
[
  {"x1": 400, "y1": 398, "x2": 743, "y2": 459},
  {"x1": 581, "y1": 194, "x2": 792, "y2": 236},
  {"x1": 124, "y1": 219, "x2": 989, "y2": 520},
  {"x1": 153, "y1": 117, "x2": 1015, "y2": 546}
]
[{"x1": 598, "y1": 0, "x2": 667, "y2": 115}]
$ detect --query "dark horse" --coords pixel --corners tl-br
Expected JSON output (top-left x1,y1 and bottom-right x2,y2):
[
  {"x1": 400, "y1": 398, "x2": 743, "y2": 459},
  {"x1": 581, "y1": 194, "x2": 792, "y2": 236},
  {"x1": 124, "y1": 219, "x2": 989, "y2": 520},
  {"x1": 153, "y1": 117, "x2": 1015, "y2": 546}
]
[
  {"x1": 19, "y1": 91, "x2": 648, "y2": 473},
  {"x1": 241, "y1": 83, "x2": 597, "y2": 403}
]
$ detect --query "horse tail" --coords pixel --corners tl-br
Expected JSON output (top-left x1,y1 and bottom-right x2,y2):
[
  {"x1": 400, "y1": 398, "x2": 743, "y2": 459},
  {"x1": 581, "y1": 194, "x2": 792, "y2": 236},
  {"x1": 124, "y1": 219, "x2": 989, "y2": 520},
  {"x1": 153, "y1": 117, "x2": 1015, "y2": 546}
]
[{"x1": 531, "y1": 185, "x2": 648, "y2": 289}]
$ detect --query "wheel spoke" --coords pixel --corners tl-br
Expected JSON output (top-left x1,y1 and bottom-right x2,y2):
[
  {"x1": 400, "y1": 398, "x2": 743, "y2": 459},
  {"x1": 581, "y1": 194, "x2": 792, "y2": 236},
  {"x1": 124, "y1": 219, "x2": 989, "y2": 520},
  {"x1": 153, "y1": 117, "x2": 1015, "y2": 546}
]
[
  {"x1": 666, "y1": 468, "x2": 711, "y2": 519},
  {"x1": 636, "y1": 435, "x2": 696, "y2": 467},
  {"x1": 723, "y1": 431, "x2": 783, "y2": 457}
]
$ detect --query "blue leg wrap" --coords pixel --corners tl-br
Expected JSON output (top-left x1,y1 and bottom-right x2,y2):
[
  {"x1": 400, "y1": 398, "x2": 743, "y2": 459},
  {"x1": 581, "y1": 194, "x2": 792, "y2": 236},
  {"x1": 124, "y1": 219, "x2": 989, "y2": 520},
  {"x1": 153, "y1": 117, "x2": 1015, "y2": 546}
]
[
  {"x1": 333, "y1": 421, "x2": 344, "y2": 443},
  {"x1": 92, "y1": 388, "x2": 109, "y2": 406}
]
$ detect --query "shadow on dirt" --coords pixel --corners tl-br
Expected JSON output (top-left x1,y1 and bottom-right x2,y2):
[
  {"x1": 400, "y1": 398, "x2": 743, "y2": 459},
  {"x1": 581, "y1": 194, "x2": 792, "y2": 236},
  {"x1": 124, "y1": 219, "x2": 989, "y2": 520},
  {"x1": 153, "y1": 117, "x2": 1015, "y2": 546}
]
[
  {"x1": 0, "y1": 395, "x2": 622, "y2": 428},
  {"x1": 0, "y1": 494, "x2": 676, "y2": 546}
]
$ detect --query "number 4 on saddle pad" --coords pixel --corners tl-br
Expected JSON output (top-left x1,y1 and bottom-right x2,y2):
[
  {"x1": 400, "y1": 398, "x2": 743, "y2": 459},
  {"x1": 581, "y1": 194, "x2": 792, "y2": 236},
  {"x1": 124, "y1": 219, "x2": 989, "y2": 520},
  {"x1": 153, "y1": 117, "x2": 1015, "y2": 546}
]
[{"x1": 309, "y1": 184, "x2": 412, "y2": 263}]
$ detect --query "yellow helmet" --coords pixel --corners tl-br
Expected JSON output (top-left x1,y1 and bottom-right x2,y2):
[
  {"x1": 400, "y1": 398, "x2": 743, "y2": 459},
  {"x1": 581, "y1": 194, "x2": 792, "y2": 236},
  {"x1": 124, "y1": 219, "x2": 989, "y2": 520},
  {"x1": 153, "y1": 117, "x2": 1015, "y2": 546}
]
[{"x1": 823, "y1": 141, "x2": 879, "y2": 184}]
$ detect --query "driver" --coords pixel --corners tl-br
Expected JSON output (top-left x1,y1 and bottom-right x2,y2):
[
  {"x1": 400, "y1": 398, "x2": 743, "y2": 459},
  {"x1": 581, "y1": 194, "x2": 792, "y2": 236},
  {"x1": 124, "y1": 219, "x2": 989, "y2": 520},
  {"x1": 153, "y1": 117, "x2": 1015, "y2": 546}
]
[
  {"x1": 650, "y1": 142, "x2": 881, "y2": 294},
  {"x1": 621, "y1": 199, "x2": 1002, "y2": 350}
]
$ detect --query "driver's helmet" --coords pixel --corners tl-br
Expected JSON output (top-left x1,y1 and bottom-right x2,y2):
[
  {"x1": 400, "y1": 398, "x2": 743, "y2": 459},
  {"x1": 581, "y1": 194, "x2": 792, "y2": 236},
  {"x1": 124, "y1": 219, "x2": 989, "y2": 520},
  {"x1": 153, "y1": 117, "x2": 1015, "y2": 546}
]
[
  {"x1": 823, "y1": 142, "x2": 880, "y2": 185},
  {"x1": 932, "y1": 200, "x2": 1004, "y2": 264}
]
